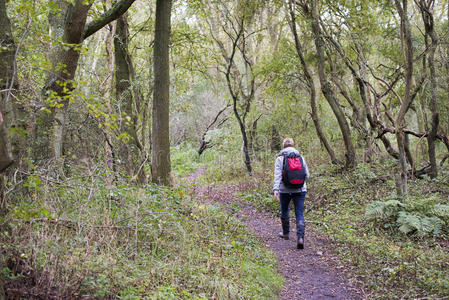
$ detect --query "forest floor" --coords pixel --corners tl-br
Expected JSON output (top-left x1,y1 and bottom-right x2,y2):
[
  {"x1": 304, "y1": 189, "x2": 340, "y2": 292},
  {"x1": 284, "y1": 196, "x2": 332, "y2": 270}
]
[{"x1": 185, "y1": 168, "x2": 366, "y2": 300}]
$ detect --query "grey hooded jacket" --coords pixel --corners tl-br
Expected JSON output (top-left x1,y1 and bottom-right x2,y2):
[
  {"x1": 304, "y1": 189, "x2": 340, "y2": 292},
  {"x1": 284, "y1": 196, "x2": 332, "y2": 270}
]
[{"x1": 273, "y1": 147, "x2": 309, "y2": 194}]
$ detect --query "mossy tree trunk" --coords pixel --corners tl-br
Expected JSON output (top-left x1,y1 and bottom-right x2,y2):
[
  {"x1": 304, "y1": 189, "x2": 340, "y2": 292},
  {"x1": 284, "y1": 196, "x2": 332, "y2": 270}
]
[
  {"x1": 0, "y1": 0, "x2": 15, "y2": 219},
  {"x1": 0, "y1": 0, "x2": 14, "y2": 173}
]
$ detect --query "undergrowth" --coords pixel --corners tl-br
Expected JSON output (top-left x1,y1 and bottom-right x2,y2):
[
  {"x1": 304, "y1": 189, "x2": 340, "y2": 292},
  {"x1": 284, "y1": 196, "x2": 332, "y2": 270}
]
[{"x1": 0, "y1": 163, "x2": 283, "y2": 299}]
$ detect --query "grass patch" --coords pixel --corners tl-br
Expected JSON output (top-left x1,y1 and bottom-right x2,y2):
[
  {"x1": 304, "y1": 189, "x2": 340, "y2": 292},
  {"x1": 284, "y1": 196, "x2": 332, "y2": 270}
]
[{"x1": 1, "y1": 165, "x2": 283, "y2": 299}]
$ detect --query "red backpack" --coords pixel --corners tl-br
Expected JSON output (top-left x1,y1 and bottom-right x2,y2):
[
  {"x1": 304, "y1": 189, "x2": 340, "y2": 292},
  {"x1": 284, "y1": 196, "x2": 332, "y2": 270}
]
[{"x1": 281, "y1": 152, "x2": 306, "y2": 188}]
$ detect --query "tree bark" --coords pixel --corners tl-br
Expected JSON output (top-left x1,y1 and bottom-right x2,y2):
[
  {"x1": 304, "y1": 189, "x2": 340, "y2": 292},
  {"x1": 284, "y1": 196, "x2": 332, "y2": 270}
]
[
  {"x1": 103, "y1": 0, "x2": 116, "y2": 185},
  {"x1": 0, "y1": 0, "x2": 15, "y2": 172},
  {"x1": 417, "y1": 0, "x2": 439, "y2": 178},
  {"x1": 394, "y1": 0, "x2": 415, "y2": 198},
  {"x1": 0, "y1": 0, "x2": 15, "y2": 219},
  {"x1": 151, "y1": 0, "x2": 172, "y2": 185},
  {"x1": 270, "y1": 125, "x2": 281, "y2": 153},
  {"x1": 115, "y1": 13, "x2": 146, "y2": 183},
  {"x1": 404, "y1": 133, "x2": 414, "y2": 172},
  {"x1": 306, "y1": 0, "x2": 356, "y2": 169},
  {"x1": 82, "y1": 0, "x2": 136, "y2": 40},
  {"x1": 287, "y1": 0, "x2": 341, "y2": 165},
  {"x1": 44, "y1": 0, "x2": 92, "y2": 160}
]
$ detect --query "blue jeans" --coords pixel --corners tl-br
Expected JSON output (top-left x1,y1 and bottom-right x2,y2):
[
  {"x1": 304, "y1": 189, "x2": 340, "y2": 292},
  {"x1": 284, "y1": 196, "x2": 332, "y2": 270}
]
[{"x1": 280, "y1": 192, "x2": 306, "y2": 238}]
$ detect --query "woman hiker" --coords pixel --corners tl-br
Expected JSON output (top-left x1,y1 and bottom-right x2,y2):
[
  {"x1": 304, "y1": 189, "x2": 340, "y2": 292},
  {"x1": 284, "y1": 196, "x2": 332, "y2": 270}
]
[{"x1": 273, "y1": 138, "x2": 310, "y2": 249}]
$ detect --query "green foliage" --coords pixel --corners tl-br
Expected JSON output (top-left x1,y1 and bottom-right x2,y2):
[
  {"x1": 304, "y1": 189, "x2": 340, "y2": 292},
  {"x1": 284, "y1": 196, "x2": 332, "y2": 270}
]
[
  {"x1": 307, "y1": 161, "x2": 449, "y2": 298},
  {"x1": 240, "y1": 189, "x2": 278, "y2": 214},
  {"x1": 397, "y1": 212, "x2": 443, "y2": 236},
  {"x1": 1, "y1": 165, "x2": 282, "y2": 298},
  {"x1": 171, "y1": 143, "x2": 202, "y2": 177},
  {"x1": 365, "y1": 199, "x2": 405, "y2": 220},
  {"x1": 366, "y1": 194, "x2": 449, "y2": 237}
]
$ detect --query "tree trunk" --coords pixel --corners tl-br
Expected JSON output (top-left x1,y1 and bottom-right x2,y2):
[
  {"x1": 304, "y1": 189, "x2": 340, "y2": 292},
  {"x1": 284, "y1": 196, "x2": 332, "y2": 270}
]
[
  {"x1": 234, "y1": 107, "x2": 253, "y2": 175},
  {"x1": 0, "y1": 0, "x2": 15, "y2": 219},
  {"x1": 418, "y1": 0, "x2": 439, "y2": 178},
  {"x1": 115, "y1": 13, "x2": 146, "y2": 183},
  {"x1": 270, "y1": 125, "x2": 281, "y2": 152},
  {"x1": 307, "y1": 0, "x2": 356, "y2": 169},
  {"x1": 0, "y1": 0, "x2": 15, "y2": 173},
  {"x1": 202, "y1": 2, "x2": 255, "y2": 176},
  {"x1": 443, "y1": 4, "x2": 449, "y2": 136},
  {"x1": 42, "y1": 0, "x2": 136, "y2": 161},
  {"x1": 44, "y1": 0, "x2": 92, "y2": 160},
  {"x1": 404, "y1": 133, "x2": 414, "y2": 172},
  {"x1": 151, "y1": 0, "x2": 172, "y2": 185},
  {"x1": 356, "y1": 53, "x2": 374, "y2": 162},
  {"x1": 394, "y1": 0, "x2": 414, "y2": 198},
  {"x1": 288, "y1": 0, "x2": 341, "y2": 165},
  {"x1": 103, "y1": 1, "x2": 116, "y2": 184}
]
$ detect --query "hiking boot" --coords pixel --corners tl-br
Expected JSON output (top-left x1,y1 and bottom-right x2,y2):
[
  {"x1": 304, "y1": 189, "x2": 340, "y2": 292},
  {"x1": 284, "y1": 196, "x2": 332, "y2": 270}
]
[
  {"x1": 280, "y1": 217, "x2": 290, "y2": 240},
  {"x1": 296, "y1": 220, "x2": 305, "y2": 249},
  {"x1": 278, "y1": 232, "x2": 289, "y2": 240}
]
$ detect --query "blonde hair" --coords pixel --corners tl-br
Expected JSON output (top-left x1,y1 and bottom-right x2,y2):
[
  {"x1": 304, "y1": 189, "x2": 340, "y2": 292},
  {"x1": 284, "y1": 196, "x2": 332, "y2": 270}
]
[{"x1": 283, "y1": 138, "x2": 294, "y2": 148}]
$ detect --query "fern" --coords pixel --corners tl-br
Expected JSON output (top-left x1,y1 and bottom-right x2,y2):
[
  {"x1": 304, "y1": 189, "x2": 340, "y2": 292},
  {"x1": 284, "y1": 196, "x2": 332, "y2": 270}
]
[
  {"x1": 397, "y1": 212, "x2": 421, "y2": 234},
  {"x1": 431, "y1": 204, "x2": 449, "y2": 219},
  {"x1": 407, "y1": 195, "x2": 441, "y2": 215},
  {"x1": 366, "y1": 195, "x2": 448, "y2": 237},
  {"x1": 365, "y1": 199, "x2": 404, "y2": 220},
  {"x1": 397, "y1": 212, "x2": 443, "y2": 237}
]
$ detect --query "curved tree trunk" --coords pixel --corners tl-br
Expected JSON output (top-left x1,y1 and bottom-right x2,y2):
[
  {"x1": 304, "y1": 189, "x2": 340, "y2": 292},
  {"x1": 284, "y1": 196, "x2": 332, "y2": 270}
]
[
  {"x1": 151, "y1": 0, "x2": 172, "y2": 185},
  {"x1": 234, "y1": 106, "x2": 253, "y2": 175},
  {"x1": 306, "y1": 0, "x2": 356, "y2": 169},
  {"x1": 42, "y1": 0, "x2": 136, "y2": 161},
  {"x1": 44, "y1": 0, "x2": 92, "y2": 160}
]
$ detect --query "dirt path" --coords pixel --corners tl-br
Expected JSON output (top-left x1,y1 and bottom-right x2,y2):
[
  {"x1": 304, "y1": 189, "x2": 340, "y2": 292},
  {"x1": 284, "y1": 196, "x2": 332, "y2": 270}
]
[{"x1": 186, "y1": 169, "x2": 364, "y2": 299}]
